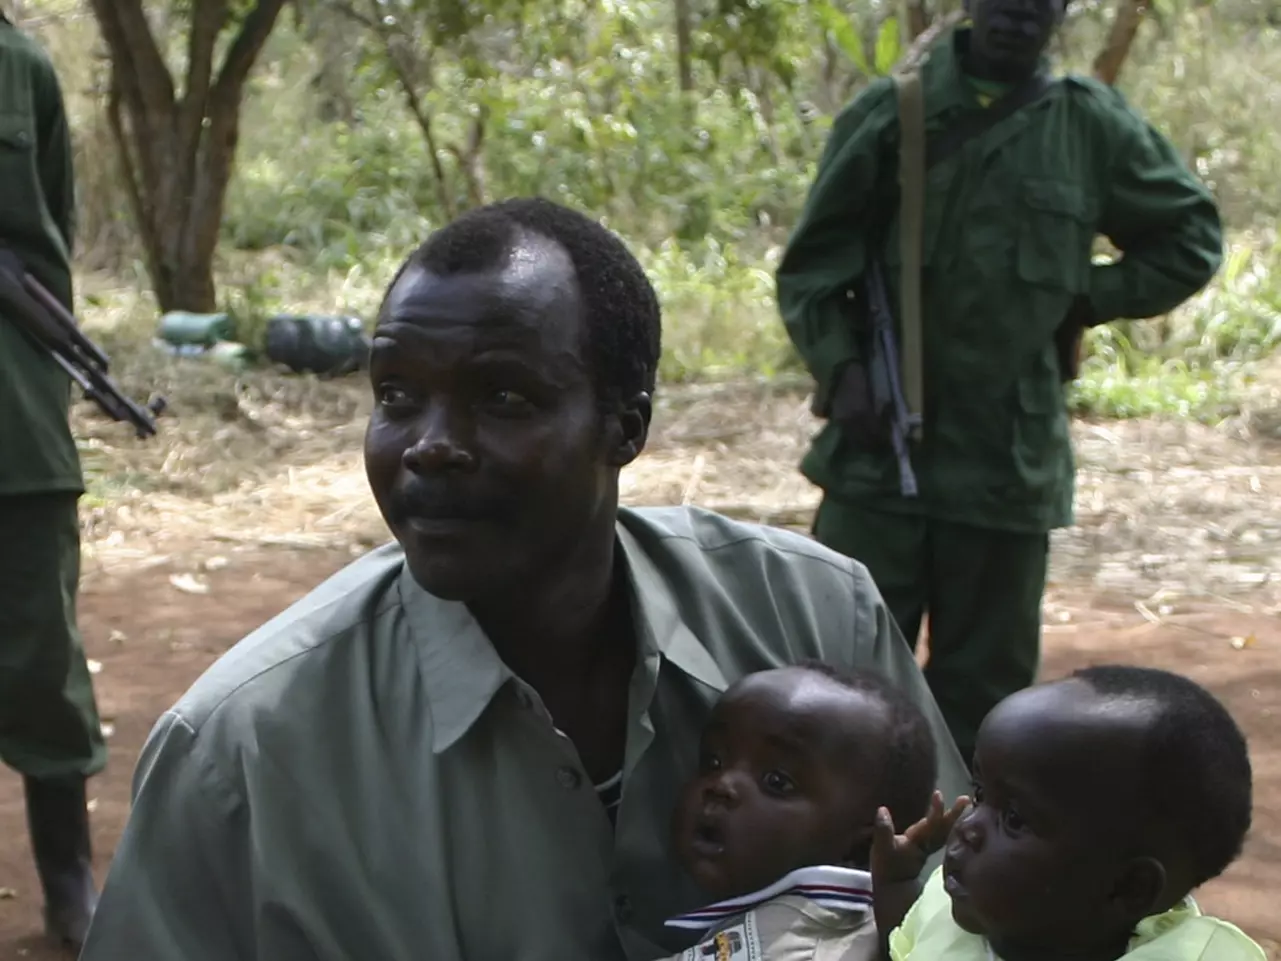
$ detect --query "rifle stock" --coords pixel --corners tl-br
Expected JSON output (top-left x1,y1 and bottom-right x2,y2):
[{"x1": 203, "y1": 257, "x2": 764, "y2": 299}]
[
  {"x1": 864, "y1": 261, "x2": 922, "y2": 498},
  {"x1": 0, "y1": 250, "x2": 166, "y2": 439}
]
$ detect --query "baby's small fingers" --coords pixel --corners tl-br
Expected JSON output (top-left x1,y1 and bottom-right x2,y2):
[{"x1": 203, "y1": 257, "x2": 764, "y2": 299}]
[
  {"x1": 875, "y1": 806, "x2": 895, "y2": 833},
  {"x1": 871, "y1": 807, "x2": 896, "y2": 857}
]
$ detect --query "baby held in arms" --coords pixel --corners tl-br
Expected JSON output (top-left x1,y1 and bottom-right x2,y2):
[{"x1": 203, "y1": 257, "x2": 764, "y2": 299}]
[{"x1": 658, "y1": 662, "x2": 953, "y2": 961}]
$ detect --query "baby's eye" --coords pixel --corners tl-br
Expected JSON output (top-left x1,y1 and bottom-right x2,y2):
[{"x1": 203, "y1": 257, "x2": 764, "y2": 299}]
[
  {"x1": 1001, "y1": 805, "x2": 1028, "y2": 834},
  {"x1": 762, "y1": 771, "x2": 796, "y2": 796},
  {"x1": 970, "y1": 782, "x2": 985, "y2": 804},
  {"x1": 699, "y1": 750, "x2": 722, "y2": 774}
]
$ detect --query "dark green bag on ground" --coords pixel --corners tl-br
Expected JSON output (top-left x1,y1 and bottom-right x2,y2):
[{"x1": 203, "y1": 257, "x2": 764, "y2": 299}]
[{"x1": 264, "y1": 314, "x2": 370, "y2": 377}]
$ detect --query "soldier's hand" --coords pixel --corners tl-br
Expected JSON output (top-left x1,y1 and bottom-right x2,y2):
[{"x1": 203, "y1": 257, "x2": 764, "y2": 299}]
[
  {"x1": 829, "y1": 363, "x2": 885, "y2": 445},
  {"x1": 870, "y1": 791, "x2": 971, "y2": 886}
]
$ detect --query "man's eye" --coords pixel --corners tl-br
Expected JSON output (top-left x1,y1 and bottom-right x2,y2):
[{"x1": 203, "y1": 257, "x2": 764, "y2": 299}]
[
  {"x1": 762, "y1": 771, "x2": 796, "y2": 795},
  {"x1": 480, "y1": 388, "x2": 535, "y2": 415},
  {"x1": 376, "y1": 385, "x2": 413, "y2": 408},
  {"x1": 489, "y1": 389, "x2": 531, "y2": 407}
]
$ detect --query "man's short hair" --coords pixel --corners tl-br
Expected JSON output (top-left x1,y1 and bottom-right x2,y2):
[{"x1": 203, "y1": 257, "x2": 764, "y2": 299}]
[
  {"x1": 1071, "y1": 665, "x2": 1253, "y2": 888},
  {"x1": 799, "y1": 660, "x2": 938, "y2": 829},
  {"x1": 391, "y1": 197, "x2": 662, "y2": 405}
]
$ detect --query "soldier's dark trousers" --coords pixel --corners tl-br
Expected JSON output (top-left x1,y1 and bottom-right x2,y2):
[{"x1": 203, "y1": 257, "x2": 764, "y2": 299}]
[
  {"x1": 0, "y1": 492, "x2": 105, "y2": 948},
  {"x1": 813, "y1": 496, "x2": 1049, "y2": 767}
]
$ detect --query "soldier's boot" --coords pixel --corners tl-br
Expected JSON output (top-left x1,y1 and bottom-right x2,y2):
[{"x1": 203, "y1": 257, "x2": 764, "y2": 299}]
[{"x1": 23, "y1": 775, "x2": 99, "y2": 952}]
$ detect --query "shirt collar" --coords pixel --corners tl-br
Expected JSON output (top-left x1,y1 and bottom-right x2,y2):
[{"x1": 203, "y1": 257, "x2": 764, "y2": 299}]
[
  {"x1": 665, "y1": 865, "x2": 875, "y2": 932},
  {"x1": 399, "y1": 514, "x2": 730, "y2": 754}
]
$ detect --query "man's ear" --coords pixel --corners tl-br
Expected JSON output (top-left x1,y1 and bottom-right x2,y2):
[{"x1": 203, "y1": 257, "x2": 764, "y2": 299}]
[
  {"x1": 1110, "y1": 857, "x2": 1167, "y2": 922},
  {"x1": 605, "y1": 391, "x2": 652, "y2": 468}
]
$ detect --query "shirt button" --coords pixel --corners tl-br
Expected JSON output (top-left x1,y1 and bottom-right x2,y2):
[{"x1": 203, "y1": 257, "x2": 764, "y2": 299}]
[
  {"x1": 556, "y1": 766, "x2": 582, "y2": 790},
  {"x1": 614, "y1": 894, "x2": 633, "y2": 923}
]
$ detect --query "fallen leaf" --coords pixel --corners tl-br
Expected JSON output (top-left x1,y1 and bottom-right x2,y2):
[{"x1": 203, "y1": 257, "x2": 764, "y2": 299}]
[
  {"x1": 204, "y1": 555, "x2": 230, "y2": 572},
  {"x1": 87, "y1": 659, "x2": 102, "y2": 675},
  {"x1": 168, "y1": 573, "x2": 210, "y2": 595},
  {"x1": 0, "y1": 887, "x2": 16, "y2": 899},
  {"x1": 1230, "y1": 634, "x2": 1257, "y2": 650}
]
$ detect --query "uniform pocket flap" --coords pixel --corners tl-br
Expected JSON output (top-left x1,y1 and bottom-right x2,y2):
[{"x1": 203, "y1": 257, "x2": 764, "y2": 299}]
[
  {"x1": 1022, "y1": 179, "x2": 1089, "y2": 219},
  {"x1": 0, "y1": 113, "x2": 35, "y2": 151}
]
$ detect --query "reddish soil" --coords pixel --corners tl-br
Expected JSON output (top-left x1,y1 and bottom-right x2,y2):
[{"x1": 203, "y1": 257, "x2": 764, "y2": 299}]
[{"x1": 0, "y1": 550, "x2": 1277, "y2": 959}]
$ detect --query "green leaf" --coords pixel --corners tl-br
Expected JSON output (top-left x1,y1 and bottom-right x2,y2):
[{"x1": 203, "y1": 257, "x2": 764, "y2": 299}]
[
  {"x1": 875, "y1": 15, "x2": 902, "y2": 76},
  {"x1": 813, "y1": 0, "x2": 870, "y2": 75}
]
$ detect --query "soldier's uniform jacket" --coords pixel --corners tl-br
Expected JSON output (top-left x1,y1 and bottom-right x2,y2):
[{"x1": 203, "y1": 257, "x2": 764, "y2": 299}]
[
  {"x1": 662, "y1": 866, "x2": 879, "y2": 961},
  {"x1": 776, "y1": 27, "x2": 1223, "y2": 533},
  {"x1": 0, "y1": 13, "x2": 82, "y2": 495}
]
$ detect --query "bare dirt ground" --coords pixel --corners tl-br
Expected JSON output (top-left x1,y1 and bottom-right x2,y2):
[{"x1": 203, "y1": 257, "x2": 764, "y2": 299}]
[{"x1": 1, "y1": 375, "x2": 1279, "y2": 958}]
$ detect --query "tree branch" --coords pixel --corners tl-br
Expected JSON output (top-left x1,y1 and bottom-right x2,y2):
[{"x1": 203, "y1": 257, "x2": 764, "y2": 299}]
[
  {"x1": 1093, "y1": 0, "x2": 1148, "y2": 86},
  {"x1": 211, "y1": 0, "x2": 290, "y2": 105},
  {"x1": 174, "y1": 0, "x2": 230, "y2": 248},
  {"x1": 182, "y1": 0, "x2": 228, "y2": 119},
  {"x1": 105, "y1": 68, "x2": 166, "y2": 306},
  {"x1": 85, "y1": 0, "x2": 175, "y2": 119},
  {"x1": 898, "y1": 8, "x2": 965, "y2": 72}
]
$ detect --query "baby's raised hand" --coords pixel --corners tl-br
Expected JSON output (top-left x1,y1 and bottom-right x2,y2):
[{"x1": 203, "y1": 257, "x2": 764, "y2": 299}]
[{"x1": 870, "y1": 790, "x2": 970, "y2": 886}]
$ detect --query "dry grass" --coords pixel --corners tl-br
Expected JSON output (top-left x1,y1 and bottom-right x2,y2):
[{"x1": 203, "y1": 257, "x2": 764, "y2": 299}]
[{"x1": 74, "y1": 334, "x2": 1281, "y2": 616}]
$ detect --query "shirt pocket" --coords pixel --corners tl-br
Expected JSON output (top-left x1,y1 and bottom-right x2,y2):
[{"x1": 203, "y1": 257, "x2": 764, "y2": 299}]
[
  {"x1": 0, "y1": 112, "x2": 37, "y2": 192},
  {"x1": 1017, "y1": 179, "x2": 1095, "y2": 293},
  {"x1": 0, "y1": 112, "x2": 36, "y2": 153}
]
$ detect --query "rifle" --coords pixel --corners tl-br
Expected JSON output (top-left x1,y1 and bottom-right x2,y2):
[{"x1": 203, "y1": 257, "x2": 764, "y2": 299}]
[
  {"x1": 863, "y1": 260, "x2": 923, "y2": 498},
  {"x1": 0, "y1": 250, "x2": 166, "y2": 439},
  {"x1": 849, "y1": 59, "x2": 1061, "y2": 498}
]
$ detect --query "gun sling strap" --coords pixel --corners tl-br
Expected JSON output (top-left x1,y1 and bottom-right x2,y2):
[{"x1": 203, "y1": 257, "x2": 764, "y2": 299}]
[{"x1": 889, "y1": 65, "x2": 1057, "y2": 440}]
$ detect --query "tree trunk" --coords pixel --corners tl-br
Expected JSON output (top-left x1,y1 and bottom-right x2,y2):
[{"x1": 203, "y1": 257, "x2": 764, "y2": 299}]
[
  {"x1": 904, "y1": 0, "x2": 930, "y2": 41},
  {"x1": 86, "y1": 0, "x2": 288, "y2": 313},
  {"x1": 674, "y1": 0, "x2": 694, "y2": 92},
  {"x1": 1093, "y1": 0, "x2": 1149, "y2": 86}
]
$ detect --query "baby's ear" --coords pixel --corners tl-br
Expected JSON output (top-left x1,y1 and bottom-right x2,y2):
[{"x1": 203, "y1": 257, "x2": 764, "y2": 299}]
[{"x1": 1111, "y1": 857, "x2": 1167, "y2": 921}]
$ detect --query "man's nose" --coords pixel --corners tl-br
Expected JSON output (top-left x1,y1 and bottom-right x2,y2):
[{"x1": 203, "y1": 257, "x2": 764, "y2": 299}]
[{"x1": 402, "y1": 404, "x2": 477, "y2": 473}]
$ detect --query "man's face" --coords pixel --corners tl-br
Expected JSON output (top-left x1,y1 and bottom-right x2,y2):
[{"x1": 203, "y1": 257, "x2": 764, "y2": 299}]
[
  {"x1": 967, "y1": 0, "x2": 1063, "y2": 80},
  {"x1": 942, "y1": 681, "x2": 1157, "y2": 956},
  {"x1": 671, "y1": 669, "x2": 887, "y2": 901},
  {"x1": 364, "y1": 235, "x2": 637, "y2": 600}
]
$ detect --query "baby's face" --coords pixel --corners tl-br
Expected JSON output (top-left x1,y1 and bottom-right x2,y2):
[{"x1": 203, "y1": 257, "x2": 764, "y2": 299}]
[
  {"x1": 943, "y1": 680, "x2": 1161, "y2": 956},
  {"x1": 671, "y1": 668, "x2": 888, "y2": 902}
]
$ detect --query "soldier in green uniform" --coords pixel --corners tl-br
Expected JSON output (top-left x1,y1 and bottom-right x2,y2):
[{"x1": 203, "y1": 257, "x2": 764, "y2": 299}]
[
  {"x1": 0, "y1": 11, "x2": 106, "y2": 952},
  {"x1": 776, "y1": 0, "x2": 1222, "y2": 765}
]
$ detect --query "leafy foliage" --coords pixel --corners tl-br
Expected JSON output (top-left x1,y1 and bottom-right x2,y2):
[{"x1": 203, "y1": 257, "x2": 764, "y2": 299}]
[{"x1": 19, "y1": 0, "x2": 1281, "y2": 420}]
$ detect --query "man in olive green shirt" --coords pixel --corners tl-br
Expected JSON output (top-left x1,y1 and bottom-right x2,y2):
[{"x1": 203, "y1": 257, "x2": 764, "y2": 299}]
[
  {"x1": 776, "y1": 0, "x2": 1222, "y2": 764},
  {"x1": 0, "y1": 12, "x2": 106, "y2": 952},
  {"x1": 80, "y1": 199, "x2": 967, "y2": 960}
]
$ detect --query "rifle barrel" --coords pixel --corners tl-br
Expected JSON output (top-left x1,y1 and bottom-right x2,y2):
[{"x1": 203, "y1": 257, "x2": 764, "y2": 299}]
[{"x1": 22, "y1": 273, "x2": 111, "y2": 370}]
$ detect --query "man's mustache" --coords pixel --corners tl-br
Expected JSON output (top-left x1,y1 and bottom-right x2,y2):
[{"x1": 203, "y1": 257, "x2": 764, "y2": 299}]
[{"x1": 392, "y1": 482, "x2": 509, "y2": 521}]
